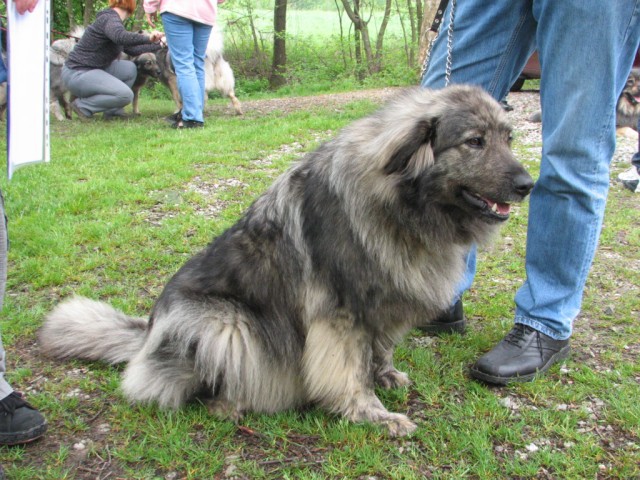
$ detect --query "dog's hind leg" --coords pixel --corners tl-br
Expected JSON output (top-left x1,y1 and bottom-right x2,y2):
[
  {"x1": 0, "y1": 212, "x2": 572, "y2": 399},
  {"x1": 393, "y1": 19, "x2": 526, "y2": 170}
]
[
  {"x1": 229, "y1": 93, "x2": 243, "y2": 116},
  {"x1": 168, "y1": 76, "x2": 183, "y2": 115},
  {"x1": 121, "y1": 343, "x2": 202, "y2": 409},
  {"x1": 132, "y1": 87, "x2": 141, "y2": 115},
  {"x1": 303, "y1": 316, "x2": 417, "y2": 437}
]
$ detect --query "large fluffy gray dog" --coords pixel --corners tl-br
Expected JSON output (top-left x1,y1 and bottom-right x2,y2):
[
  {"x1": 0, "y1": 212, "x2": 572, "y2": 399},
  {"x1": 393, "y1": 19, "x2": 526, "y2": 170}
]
[{"x1": 39, "y1": 85, "x2": 533, "y2": 436}]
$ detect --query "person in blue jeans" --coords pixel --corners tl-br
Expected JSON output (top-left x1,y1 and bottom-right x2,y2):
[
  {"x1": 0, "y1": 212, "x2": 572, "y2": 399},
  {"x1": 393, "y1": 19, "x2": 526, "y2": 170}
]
[
  {"x1": 420, "y1": 1, "x2": 640, "y2": 385},
  {"x1": 0, "y1": 0, "x2": 48, "y2": 454},
  {"x1": 144, "y1": 0, "x2": 224, "y2": 129}
]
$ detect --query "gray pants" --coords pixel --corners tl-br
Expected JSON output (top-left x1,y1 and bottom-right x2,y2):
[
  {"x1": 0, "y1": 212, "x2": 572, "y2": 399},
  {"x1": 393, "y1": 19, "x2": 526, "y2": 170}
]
[
  {"x1": 0, "y1": 192, "x2": 13, "y2": 399},
  {"x1": 62, "y1": 59, "x2": 137, "y2": 116}
]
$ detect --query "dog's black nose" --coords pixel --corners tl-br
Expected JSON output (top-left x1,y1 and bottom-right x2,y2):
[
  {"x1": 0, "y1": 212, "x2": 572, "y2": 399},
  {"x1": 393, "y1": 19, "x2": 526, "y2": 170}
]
[{"x1": 513, "y1": 172, "x2": 534, "y2": 196}]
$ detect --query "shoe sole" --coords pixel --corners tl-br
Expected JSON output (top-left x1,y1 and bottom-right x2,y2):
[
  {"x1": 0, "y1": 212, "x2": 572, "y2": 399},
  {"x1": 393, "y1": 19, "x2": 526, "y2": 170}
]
[
  {"x1": 469, "y1": 345, "x2": 571, "y2": 385},
  {"x1": 0, "y1": 422, "x2": 47, "y2": 446},
  {"x1": 417, "y1": 319, "x2": 466, "y2": 335}
]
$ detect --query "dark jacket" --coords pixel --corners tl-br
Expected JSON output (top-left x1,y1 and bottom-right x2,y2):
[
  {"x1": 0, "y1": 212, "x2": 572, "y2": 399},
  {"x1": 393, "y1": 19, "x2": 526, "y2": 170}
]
[{"x1": 65, "y1": 9, "x2": 161, "y2": 71}]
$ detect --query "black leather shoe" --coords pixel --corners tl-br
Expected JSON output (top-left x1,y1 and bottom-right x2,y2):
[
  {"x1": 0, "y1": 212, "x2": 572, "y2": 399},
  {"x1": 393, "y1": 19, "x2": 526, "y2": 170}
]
[
  {"x1": 0, "y1": 392, "x2": 47, "y2": 445},
  {"x1": 418, "y1": 299, "x2": 466, "y2": 335},
  {"x1": 469, "y1": 324, "x2": 570, "y2": 385}
]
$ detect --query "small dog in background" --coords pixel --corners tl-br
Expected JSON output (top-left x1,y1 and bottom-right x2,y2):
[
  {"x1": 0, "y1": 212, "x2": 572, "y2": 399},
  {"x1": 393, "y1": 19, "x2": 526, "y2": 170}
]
[
  {"x1": 49, "y1": 27, "x2": 85, "y2": 121},
  {"x1": 130, "y1": 52, "x2": 162, "y2": 115},
  {"x1": 616, "y1": 68, "x2": 640, "y2": 136},
  {"x1": 157, "y1": 27, "x2": 243, "y2": 117},
  {"x1": 528, "y1": 69, "x2": 640, "y2": 138}
]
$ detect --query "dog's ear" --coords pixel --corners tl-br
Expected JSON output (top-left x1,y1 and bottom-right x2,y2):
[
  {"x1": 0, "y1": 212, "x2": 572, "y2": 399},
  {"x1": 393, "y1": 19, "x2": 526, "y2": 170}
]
[{"x1": 384, "y1": 119, "x2": 437, "y2": 175}]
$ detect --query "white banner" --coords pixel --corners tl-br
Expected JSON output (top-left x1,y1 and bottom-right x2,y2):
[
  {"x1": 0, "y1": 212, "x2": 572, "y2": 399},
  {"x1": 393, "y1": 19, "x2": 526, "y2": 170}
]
[{"x1": 7, "y1": 0, "x2": 50, "y2": 179}]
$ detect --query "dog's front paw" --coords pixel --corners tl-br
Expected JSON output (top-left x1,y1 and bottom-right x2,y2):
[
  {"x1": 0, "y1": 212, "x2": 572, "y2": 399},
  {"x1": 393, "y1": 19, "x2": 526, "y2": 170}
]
[
  {"x1": 383, "y1": 413, "x2": 417, "y2": 437},
  {"x1": 205, "y1": 398, "x2": 244, "y2": 423},
  {"x1": 375, "y1": 368, "x2": 411, "y2": 389}
]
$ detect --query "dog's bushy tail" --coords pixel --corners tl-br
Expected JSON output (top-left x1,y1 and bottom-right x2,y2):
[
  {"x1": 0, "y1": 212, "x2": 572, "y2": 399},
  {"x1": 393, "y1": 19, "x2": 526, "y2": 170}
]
[{"x1": 39, "y1": 297, "x2": 148, "y2": 364}]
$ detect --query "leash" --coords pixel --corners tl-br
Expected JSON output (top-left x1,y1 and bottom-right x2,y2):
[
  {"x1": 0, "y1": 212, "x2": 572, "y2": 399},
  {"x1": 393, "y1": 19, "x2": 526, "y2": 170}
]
[{"x1": 420, "y1": 0, "x2": 456, "y2": 86}]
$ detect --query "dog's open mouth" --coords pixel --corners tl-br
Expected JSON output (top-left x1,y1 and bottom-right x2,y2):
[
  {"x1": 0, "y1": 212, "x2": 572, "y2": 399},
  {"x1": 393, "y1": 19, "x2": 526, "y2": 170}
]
[
  {"x1": 461, "y1": 189, "x2": 511, "y2": 221},
  {"x1": 623, "y1": 91, "x2": 640, "y2": 105}
]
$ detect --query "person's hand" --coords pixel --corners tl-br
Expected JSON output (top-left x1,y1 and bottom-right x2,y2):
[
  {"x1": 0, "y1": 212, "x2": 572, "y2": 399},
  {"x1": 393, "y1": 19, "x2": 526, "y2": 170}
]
[
  {"x1": 145, "y1": 12, "x2": 157, "y2": 29},
  {"x1": 13, "y1": 0, "x2": 39, "y2": 15},
  {"x1": 148, "y1": 31, "x2": 164, "y2": 43}
]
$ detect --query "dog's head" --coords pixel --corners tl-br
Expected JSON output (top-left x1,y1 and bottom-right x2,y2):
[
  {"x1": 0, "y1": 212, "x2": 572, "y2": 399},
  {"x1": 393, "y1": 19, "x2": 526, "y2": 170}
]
[
  {"x1": 359, "y1": 85, "x2": 533, "y2": 230},
  {"x1": 134, "y1": 52, "x2": 162, "y2": 79},
  {"x1": 617, "y1": 68, "x2": 640, "y2": 117}
]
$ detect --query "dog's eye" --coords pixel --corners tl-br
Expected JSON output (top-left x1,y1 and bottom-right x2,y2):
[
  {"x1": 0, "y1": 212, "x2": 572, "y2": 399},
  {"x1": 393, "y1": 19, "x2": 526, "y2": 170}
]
[{"x1": 466, "y1": 137, "x2": 484, "y2": 149}]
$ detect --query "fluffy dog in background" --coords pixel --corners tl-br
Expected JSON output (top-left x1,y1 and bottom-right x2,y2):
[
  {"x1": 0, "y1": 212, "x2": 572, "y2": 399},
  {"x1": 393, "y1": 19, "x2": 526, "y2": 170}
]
[
  {"x1": 616, "y1": 68, "x2": 640, "y2": 136},
  {"x1": 49, "y1": 27, "x2": 84, "y2": 121},
  {"x1": 39, "y1": 85, "x2": 533, "y2": 436},
  {"x1": 157, "y1": 27, "x2": 243, "y2": 117}
]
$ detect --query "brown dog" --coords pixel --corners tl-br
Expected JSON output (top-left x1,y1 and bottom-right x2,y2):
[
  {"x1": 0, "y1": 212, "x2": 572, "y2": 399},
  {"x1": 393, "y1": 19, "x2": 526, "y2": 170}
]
[{"x1": 130, "y1": 52, "x2": 162, "y2": 115}]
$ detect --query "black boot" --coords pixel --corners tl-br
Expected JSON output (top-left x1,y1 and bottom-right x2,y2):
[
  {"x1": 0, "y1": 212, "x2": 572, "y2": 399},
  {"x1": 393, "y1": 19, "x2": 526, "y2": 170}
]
[
  {"x1": 418, "y1": 299, "x2": 466, "y2": 334},
  {"x1": 469, "y1": 324, "x2": 570, "y2": 385},
  {"x1": 0, "y1": 391, "x2": 47, "y2": 445}
]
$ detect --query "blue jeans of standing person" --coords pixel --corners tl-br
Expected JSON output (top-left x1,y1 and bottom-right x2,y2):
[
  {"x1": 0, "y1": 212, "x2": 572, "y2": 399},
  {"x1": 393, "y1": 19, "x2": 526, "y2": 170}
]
[
  {"x1": 421, "y1": 0, "x2": 640, "y2": 340},
  {"x1": 62, "y1": 60, "x2": 137, "y2": 117},
  {"x1": 161, "y1": 12, "x2": 212, "y2": 124}
]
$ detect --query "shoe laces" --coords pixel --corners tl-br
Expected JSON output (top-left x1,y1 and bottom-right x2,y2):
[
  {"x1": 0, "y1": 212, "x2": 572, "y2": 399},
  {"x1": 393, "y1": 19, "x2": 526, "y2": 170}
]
[
  {"x1": 0, "y1": 392, "x2": 27, "y2": 414},
  {"x1": 503, "y1": 324, "x2": 536, "y2": 348}
]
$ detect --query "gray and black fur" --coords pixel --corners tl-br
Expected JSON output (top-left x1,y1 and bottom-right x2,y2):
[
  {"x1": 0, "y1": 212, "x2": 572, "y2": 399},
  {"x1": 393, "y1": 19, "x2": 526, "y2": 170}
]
[{"x1": 40, "y1": 85, "x2": 533, "y2": 436}]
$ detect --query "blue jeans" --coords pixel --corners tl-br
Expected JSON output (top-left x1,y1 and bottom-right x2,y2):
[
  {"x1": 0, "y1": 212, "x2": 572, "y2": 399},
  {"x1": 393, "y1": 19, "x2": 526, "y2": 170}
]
[
  {"x1": 161, "y1": 12, "x2": 212, "y2": 123},
  {"x1": 422, "y1": 0, "x2": 640, "y2": 340}
]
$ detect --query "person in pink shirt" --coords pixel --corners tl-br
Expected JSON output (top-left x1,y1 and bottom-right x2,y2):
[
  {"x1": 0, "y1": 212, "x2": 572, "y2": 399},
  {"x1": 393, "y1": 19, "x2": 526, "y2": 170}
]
[{"x1": 144, "y1": 0, "x2": 224, "y2": 129}]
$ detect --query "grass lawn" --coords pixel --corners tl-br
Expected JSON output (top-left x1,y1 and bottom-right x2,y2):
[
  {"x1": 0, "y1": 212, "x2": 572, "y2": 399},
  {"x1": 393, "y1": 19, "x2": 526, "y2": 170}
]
[{"x1": 0, "y1": 90, "x2": 639, "y2": 479}]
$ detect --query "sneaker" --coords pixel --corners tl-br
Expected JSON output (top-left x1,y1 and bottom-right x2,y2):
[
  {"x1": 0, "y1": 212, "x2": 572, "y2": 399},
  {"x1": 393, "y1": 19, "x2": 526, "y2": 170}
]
[
  {"x1": 618, "y1": 166, "x2": 640, "y2": 193},
  {"x1": 71, "y1": 100, "x2": 91, "y2": 120},
  {"x1": 0, "y1": 392, "x2": 47, "y2": 445},
  {"x1": 469, "y1": 324, "x2": 570, "y2": 385},
  {"x1": 171, "y1": 119, "x2": 204, "y2": 129},
  {"x1": 165, "y1": 111, "x2": 182, "y2": 124},
  {"x1": 417, "y1": 299, "x2": 466, "y2": 335}
]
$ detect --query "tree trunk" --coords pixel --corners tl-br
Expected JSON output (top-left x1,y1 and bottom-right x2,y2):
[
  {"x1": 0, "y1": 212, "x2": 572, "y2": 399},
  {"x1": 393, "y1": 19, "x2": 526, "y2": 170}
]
[
  {"x1": 269, "y1": 0, "x2": 288, "y2": 89},
  {"x1": 66, "y1": 0, "x2": 76, "y2": 30},
  {"x1": 372, "y1": 0, "x2": 392, "y2": 73},
  {"x1": 83, "y1": 0, "x2": 95, "y2": 27},
  {"x1": 132, "y1": 2, "x2": 147, "y2": 32},
  {"x1": 341, "y1": 0, "x2": 376, "y2": 76}
]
